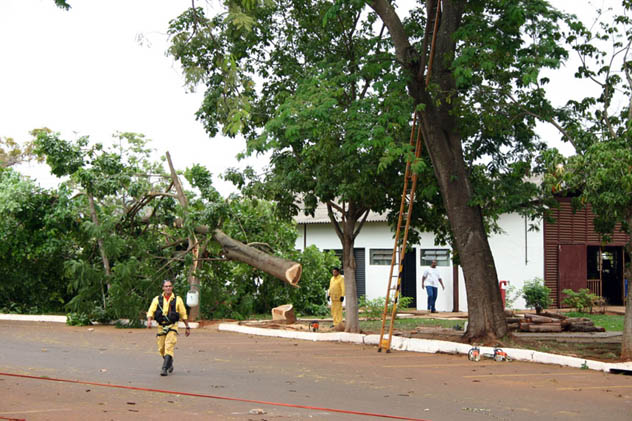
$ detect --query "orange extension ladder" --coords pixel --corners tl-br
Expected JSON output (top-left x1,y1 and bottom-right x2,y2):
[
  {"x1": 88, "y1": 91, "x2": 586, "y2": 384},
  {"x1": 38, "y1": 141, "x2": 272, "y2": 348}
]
[
  {"x1": 377, "y1": 114, "x2": 423, "y2": 352},
  {"x1": 377, "y1": 0, "x2": 441, "y2": 353}
]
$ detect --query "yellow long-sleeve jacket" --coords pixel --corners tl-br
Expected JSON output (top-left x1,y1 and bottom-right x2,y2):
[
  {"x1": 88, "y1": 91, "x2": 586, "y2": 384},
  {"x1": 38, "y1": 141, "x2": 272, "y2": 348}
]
[
  {"x1": 147, "y1": 293, "x2": 188, "y2": 329},
  {"x1": 328, "y1": 274, "x2": 345, "y2": 300}
]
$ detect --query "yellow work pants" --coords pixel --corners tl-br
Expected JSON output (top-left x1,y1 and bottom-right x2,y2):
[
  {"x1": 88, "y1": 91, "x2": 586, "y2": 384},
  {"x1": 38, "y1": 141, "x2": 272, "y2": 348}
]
[
  {"x1": 156, "y1": 326, "x2": 178, "y2": 357},
  {"x1": 331, "y1": 299, "x2": 343, "y2": 326}
]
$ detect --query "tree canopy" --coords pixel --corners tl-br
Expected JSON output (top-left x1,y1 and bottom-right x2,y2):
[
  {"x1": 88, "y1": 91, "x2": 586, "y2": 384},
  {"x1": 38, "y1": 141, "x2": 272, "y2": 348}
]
[
  {"x1": 0, "y1": 130, "x2": 336, "y2": 323},
  {"x1": 166, "y1": 0, "x2": 573, "y2": 339},
  {"x1": 541, "y1": 2, "x2": 632, "y2": 359}
]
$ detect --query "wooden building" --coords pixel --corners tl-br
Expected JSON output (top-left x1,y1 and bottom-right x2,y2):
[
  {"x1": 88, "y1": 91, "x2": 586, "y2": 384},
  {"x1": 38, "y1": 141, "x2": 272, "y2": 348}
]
[{"x1": 544, "y1": 197, "x2": 629, "y2": 307}]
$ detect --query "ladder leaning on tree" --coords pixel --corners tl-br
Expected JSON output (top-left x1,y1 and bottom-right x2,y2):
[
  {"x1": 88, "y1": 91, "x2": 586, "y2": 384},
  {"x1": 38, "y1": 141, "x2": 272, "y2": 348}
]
[
  {"x1": 377, "y1": 0, "x2": 441, "y2": 353},
  {"x1": 377, "y1": 114, "x2": 423, "y2": 352}
]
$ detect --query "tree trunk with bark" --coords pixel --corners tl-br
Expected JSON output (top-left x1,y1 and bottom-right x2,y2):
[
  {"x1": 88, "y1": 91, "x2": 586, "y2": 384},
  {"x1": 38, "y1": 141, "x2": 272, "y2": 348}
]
[
  {"x1": 370, "y1": 0, "x2": 507, "y2": 340},
  {"x1": 213, "y1": 229, "x2": 302, "y2": 287},
  {"x1": 622, "y1": 216, "x2": 632, "y2": 360},
  {"x1": 341, "y1": 225, "x2": 358, "y2": 333},
  {"x1": 326, "y1": 201, "x2": 369, "y2": 333}
]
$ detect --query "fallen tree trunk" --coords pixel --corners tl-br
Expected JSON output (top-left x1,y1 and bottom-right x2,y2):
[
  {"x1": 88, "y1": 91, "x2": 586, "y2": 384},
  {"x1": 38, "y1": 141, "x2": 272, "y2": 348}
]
[
  {"x1": 162, "y1": 220, "x2": 303, "y2": 287},
  {"x1": 136, "y1": 152, "x2": 303, "y2": 289},
  {"x1": 526, "y1": 315, "x2": 560, "y2": 324},
  {"x1": 213, "y1": 229, "x2": 301, "y2": 287},
  {"x1": 539, "y1": 311, "x2": 567, "y2": 320},
  {"x1": 567, "y1": 324, "x2": 606, "y2": 332}
]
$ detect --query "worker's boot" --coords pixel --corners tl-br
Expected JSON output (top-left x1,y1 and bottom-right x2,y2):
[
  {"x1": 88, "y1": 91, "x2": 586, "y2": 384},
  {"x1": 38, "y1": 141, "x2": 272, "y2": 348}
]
[
  {"x1": 167, "y1": 355, "x2": 174, "y2": 374},
  {"x1": 160, "y1": 355, "x2": 170, "y2": 376}
]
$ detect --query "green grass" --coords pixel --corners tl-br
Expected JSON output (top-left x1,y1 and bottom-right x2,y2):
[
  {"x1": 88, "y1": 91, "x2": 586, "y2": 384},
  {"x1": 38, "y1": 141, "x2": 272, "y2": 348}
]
[
  {"x1": 565, "y1": 312, "x2": 624, "y2": 331},
  {"x1": 359, "y1": 317, "x2": 465, "y2": 332}
]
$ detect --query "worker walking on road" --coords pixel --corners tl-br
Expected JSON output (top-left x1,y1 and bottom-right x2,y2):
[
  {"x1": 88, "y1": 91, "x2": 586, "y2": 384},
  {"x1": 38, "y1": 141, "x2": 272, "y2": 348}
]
[
  {"x1": 147, "y1": 279, "x2": 190, "y2": 376},
  {"x1": 328, "y1": 267, "x2": 345, "y2": 328}
]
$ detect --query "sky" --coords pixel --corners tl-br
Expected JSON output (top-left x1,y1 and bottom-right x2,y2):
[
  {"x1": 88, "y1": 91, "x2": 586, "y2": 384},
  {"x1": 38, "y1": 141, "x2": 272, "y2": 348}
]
[
  {"x1": 0, "y1": 0, "x2": 616, "y2": 193},
  {"x1": 1, "y1": 0, "x2": 247, "y2": 194}
]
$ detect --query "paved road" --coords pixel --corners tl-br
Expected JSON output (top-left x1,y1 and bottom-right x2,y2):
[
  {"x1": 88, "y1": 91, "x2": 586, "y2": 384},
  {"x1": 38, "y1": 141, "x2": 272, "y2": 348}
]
[{"x1": 1, "y1": 321, "x2": 631, "y2": 420}]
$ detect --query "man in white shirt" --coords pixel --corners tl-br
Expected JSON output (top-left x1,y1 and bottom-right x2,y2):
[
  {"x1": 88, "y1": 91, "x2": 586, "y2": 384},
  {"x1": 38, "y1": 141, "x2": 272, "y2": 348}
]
[{"x1": 422, "y1": 260, "x2": 445, "y2": 313}]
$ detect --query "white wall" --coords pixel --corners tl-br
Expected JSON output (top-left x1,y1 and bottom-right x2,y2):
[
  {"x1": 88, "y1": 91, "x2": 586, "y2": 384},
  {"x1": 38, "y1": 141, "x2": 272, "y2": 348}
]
[{"x1": 295, "y1": 213, "x2": 544, "y2": 311}]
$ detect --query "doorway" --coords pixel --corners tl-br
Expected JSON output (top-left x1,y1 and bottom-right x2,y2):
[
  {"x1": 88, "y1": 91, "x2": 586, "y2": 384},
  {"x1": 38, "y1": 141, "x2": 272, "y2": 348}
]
[
  {"x1": 400, "y1": 250, "x2": 417, "y2": 308},
  {"x1": 587, "y1": 246, "x2": 624, "y2": 306}
]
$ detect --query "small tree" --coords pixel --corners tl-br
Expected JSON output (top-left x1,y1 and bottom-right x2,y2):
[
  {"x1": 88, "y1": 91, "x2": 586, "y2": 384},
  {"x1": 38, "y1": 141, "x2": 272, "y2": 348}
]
[{"x1": 522, "y1": 278, "x2": 552, "y2": 314}]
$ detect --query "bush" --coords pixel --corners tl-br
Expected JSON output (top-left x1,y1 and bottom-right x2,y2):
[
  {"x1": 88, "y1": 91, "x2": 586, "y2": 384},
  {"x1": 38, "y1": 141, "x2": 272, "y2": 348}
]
[
  {"x1": 522, "y1": 278, "x2": 552, "y2": 314},
  {"x1": 66, "y1": 312, "x2": 92, "y2": 326},
  {"x1": 358, "y1": 295, "x2": 413, "y2": 320},
  {"x1": 562, "y1": 288, "x2": 600, "y2": 313}
]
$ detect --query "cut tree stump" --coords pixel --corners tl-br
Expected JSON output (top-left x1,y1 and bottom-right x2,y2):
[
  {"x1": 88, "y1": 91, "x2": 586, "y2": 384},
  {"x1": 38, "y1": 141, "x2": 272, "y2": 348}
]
[{"x1": 271, "y1": 304, "x2": 296, "y2": 324}]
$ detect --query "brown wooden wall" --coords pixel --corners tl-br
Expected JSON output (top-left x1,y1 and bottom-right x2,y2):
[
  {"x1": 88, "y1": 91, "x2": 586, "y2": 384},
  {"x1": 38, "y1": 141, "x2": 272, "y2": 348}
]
[{"x1": 543, "y1": 197, "x2": 629, "y2": 307}]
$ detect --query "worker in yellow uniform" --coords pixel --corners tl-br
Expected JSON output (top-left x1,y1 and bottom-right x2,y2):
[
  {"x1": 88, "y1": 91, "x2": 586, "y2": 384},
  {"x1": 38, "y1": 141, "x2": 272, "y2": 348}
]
[
  {"x1": 328, "y1": 267, "x2": 345, "y2": 328},
  {"x1": 147, "y1": 279, "x2": 190, "y2": 376}
]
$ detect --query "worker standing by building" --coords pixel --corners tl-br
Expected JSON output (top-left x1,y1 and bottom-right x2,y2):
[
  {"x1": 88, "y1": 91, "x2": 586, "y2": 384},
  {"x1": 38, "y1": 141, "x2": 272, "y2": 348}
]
[
  {"x1": 422, "y1": 260, "x2": 445, "y2": 313},
  {"x1": 147, "y1": 279, "x2": 190, "y2": 376},
  {"x1": 328, "y1": 267, "x2": 345, "y2": 328}
]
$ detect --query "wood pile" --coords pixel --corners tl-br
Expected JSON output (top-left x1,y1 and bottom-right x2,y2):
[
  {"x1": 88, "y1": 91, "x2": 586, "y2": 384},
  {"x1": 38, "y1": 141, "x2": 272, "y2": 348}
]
[{"x1": 508, "y1": 311, "x2": 605, "y2": 333}]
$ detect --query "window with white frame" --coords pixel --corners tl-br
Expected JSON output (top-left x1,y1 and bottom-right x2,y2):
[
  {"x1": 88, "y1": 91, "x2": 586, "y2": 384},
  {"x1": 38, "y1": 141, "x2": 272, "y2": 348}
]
[
  {"x1": 370, "y1": 249, "x2": 393, "y2": 265},
  {"x1": 420, "y1": 249, "x2": 450, "y2": 267}
]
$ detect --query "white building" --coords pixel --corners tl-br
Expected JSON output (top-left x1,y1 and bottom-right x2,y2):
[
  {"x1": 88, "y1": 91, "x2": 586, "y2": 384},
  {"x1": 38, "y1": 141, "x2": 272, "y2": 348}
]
[{"x1": 295, "y1": 206, "x2": 543, "y2": 312}]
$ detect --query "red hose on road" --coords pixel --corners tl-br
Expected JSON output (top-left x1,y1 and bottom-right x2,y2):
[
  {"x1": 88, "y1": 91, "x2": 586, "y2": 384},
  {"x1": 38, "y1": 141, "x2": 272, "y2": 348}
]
[{"x1": 1, "y1": 372, "x2": 430, "y2": 421}]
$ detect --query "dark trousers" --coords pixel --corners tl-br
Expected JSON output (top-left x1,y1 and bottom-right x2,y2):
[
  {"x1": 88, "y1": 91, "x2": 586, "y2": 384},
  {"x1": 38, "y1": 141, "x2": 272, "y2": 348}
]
[{"x1": 426, "y1": 286, "x2": 438, "y2": 312}]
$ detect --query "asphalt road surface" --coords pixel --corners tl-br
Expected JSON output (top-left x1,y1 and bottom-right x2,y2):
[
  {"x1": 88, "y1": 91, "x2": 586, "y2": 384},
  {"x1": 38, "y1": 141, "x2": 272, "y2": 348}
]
[{"x1": 1, "y1": 320, "x2": 631, "y2": 420}]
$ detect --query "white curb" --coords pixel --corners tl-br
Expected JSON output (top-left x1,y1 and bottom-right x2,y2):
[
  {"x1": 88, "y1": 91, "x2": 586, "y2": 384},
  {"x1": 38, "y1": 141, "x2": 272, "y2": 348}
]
[
  {"x1": 0, "y1": 314, "x2": 67, "y2": 323},
  {"x1": 218, "y1": 322, "x2": 632, "y2": 374},
  {"x1": 0, "y1": 314, "x2": 198, "y2": 328}
]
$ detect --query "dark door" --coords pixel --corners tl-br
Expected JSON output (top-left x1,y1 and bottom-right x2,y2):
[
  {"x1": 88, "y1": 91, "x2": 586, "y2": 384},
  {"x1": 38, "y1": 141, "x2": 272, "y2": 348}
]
[
  {"x1": 354, "y1": 248, "x2": 366, "y2": 299},
  {"x1": 400, "y1": 250, "x2": 417, "y2": 308},
  {"x1": 326, "y1": 248, "x2": 365, "y2": 299},
  {"x1": 558, "y1": 244, "x2": 587, "y2": 306},
  {"x1": 602, "y1": 246, "x2": 624, "y2": 306}
]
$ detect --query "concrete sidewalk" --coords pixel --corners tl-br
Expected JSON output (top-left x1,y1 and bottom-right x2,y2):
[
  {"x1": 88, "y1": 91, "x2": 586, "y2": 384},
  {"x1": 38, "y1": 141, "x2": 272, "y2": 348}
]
[{"x1": 218, "y1": 321, "x2": 632, "y2": 375}]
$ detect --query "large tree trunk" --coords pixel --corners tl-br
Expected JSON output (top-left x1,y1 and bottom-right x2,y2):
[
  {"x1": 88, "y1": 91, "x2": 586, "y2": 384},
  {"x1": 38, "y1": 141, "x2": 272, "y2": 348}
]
[
  {"x1": 370, "y1": 0, "x2": 507, "y2": 340},
  {"x1": 622, "y1": 280, "x2": 632, "y2": 360},
  {"x1": 622, "y1": 217, "x2": 632, "y2": 360},
  {"x1": 342, "y1": 224, "x2": 359, "y2": 333},
  {"x1": 420, "y1": 116, "x2": 507, "y2": 340},
  {"x1": 326, "y1": 201, "x2": 368, "y2": 333},
  {"x1": 213, "y1": 229, "x2": 302, "y2": 287}
]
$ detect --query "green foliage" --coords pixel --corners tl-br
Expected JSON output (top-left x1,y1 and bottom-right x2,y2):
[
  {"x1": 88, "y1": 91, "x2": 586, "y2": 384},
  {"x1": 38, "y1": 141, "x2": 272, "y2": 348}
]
[
  {"x1": 54, "y1": 0, "x2": 71, "y2": 10},
  {"x1": 0, "y1": 169, "x2": 75, "y2": 314},
  {"x1": 542, "y1": 4, "x2": 632, "y2": 239},
  {"x1": 562, "y1": 289, "x2": 600, "y2": 313},
  {"x1": 358, "y1": 295, "x2": 414, "y2": 320},
  {"x1": 0, "y1": 136, "x2": 40, "y2": 168},
  {"x1": 196, "y1": 204, "x2": 336, "y2": 319},
  {"x1": 66, "y1": 312, "x2": 92, "y2": 326},
  {"x1": 521, "y1": 278, "x2": 552, "y2": 312}
]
